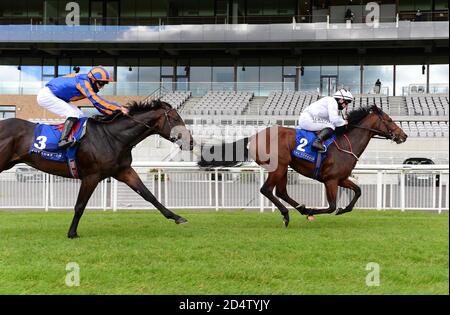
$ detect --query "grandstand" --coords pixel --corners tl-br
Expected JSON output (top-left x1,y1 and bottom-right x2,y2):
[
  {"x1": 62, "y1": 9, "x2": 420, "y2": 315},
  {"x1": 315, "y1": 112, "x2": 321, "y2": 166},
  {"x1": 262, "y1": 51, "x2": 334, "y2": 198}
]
[{"x1": 0, "y1": 0, "x2": 448, "y2": 165}]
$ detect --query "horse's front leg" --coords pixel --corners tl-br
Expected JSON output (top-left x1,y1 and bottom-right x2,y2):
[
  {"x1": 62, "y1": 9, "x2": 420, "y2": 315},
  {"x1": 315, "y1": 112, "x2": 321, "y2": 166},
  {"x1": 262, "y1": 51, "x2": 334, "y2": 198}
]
[
  {"x1": 335, "y1": 177, "x2": 361, "y2": 215},
  {"x1": 114, "y1": 167, "x2": 187, "y2": 224},
  {"x1": 68, "y1": 175, "x2": 101, "y2": 238}
]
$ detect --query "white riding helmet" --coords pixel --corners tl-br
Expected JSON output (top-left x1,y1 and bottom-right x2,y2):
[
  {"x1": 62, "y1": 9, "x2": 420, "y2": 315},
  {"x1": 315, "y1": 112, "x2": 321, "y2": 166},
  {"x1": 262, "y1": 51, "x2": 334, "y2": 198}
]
[{"x1": 333, "y1": 89, "x2": 354, "y2": 103}]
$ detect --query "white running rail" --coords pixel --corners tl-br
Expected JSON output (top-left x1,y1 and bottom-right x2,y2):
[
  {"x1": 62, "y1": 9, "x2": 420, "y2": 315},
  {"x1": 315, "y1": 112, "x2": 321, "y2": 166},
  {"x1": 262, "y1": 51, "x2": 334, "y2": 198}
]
[{"x1": 0, "y1": 163, "x2": 448, "y2": 213}]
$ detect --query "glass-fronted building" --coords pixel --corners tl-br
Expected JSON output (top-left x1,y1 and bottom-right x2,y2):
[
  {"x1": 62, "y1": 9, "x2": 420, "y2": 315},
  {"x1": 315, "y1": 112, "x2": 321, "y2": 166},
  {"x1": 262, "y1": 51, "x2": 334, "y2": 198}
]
[
  {"x1": 0, "y1": 1, "x2": 448, "y2": 97},
  {"x1": 0, "y1": 0, "x2": 448, "y2": 25},
  {"x1": 1, "y1": 56, "x2": 448, "y2": 96}
]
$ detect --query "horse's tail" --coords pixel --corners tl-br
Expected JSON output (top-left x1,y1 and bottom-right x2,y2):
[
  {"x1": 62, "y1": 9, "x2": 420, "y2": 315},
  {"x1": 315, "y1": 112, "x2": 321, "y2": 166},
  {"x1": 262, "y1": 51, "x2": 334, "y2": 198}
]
[{"x1": 198, "y1": 137, "x2": 250, "y2": 168}]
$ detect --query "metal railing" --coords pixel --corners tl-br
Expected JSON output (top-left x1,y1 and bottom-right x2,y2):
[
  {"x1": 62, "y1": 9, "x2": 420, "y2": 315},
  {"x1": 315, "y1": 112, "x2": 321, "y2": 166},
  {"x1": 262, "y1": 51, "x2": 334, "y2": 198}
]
[
  {"x1": 3, "y1": 81, "x2": 447, "y2": 97},
  {"x1": 0, "y1": 163, "x2": 448, "y2": 213}
]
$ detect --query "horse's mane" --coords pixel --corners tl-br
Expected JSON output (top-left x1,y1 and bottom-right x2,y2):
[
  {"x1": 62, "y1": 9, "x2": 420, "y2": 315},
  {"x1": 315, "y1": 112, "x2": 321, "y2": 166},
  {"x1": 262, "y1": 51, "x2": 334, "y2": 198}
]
[
  {"x1": 125, "y1": 99, "x2": 171, "y2": 115},
  {"x1": 89, "y1": 99, "x2": 171, "y2": 124},
  {"x1": 335, "y1": 105, "x2": 376, "y2": 135}
]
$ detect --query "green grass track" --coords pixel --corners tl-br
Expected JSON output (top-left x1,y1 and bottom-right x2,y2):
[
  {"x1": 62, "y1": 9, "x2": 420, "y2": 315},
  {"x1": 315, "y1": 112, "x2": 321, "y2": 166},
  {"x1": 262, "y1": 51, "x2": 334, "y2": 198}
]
[{"x1": 0, "y1": 210, "x2": 448, "y2": 294}]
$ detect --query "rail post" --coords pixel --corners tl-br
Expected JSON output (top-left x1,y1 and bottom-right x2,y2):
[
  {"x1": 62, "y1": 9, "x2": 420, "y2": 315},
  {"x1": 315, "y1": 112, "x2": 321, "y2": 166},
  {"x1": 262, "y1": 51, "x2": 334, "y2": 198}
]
[
  {"x1": 438, "y1": 171, "x2": 442, "y2": 214},
  {"x1": 158, "y1": 169, "x2": 161, "y2": 201},
  {"x1": 215, "y1": 169, "x2": 219, "y2": 211},
  {"x1": 400, "y1": 169, "x2": 405, "y2": 211},
  {"x1": 376, "y1": 171, "x2": 382, "y2": 210},
  {"x1": 112, "y1": 178, "x2": 118, "y2": 211},
  {"x1": 44, "y1": 173, "x2": 49, "y2": 212}
]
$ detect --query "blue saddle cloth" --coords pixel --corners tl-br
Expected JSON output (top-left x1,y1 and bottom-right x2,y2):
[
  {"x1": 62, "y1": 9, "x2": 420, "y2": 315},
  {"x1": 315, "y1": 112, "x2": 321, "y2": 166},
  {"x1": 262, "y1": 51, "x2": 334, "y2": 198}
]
[
  {"x1": 29, "y1": 118, "x2": 88, "y2": 177},
  {"x1": 292, "y1": 129, "x2": 336, "y2": 177}
]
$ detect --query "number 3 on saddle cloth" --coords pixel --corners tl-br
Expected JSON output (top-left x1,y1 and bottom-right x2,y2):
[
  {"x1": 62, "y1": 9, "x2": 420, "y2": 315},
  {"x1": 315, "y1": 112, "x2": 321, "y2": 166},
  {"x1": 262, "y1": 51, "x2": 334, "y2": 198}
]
[
  {"x1": 291, "y1": 128, "x2": 336, "y2": 179},
  {"x1": 29, "y1": 118, "x2": 88, "y2": 178}
]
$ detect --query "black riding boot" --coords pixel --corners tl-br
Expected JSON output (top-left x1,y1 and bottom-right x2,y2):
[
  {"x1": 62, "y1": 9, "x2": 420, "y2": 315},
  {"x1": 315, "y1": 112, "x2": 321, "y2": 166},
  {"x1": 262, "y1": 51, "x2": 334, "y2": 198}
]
[
  {"x1": 312, "y1": 128, "x2": 334, "y2": 153},
  {"x1": 58, "y1": 117, "x2": 78, "y2": 149}
]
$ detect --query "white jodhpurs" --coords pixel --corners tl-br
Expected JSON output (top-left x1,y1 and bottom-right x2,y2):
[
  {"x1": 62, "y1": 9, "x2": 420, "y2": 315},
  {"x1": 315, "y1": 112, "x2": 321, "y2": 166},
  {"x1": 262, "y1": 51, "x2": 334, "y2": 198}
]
[
  {"x1": 37, "y1": 87, "x2": 83, "y2": 119},
  {"x1": 298, "y1": 112, "x2": 335, "y2": 131}
]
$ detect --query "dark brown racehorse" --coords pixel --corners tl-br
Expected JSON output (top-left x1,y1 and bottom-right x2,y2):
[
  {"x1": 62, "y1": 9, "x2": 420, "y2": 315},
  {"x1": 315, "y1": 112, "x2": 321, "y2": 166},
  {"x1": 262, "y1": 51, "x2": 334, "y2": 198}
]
[
  {"x1": 0, "y1": 100, "x2": 194, "y2": 238},
  {"x1": 198, "y1": 105, "x2": 408, "y2": 226}
]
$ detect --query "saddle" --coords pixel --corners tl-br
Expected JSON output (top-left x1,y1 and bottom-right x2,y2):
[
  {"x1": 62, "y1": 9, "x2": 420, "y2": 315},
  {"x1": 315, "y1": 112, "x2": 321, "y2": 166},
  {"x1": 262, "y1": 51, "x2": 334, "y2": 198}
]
[
  {"x1": 29, "y1": 118, "x2": 88, "y2": 178},
  {"x1": 291, "y1": 128, "x2": 336, "y2": 179}
]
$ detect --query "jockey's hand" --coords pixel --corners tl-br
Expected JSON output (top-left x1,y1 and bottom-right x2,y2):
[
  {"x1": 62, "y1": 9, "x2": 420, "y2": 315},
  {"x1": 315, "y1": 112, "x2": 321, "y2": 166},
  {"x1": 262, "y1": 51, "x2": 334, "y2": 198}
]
[{"x1": 121, "y1": 107, "x2": 129, "y2": 115}]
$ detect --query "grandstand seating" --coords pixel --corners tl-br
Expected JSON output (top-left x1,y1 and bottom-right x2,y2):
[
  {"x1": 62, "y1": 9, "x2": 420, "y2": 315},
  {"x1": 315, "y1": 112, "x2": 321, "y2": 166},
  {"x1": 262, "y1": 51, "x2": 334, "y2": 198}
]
[
  {"x1": 252, "y1": 92, "x2": 449, "y2": 118},
  {"x1": 405, "y1": 95, "x2": 449, "y2": 116},
  {"x1": 399, "y1": 121, "x2": 449, "y2": 138},
  {"x1": 160, "y1": 91, "x2": 191, "y2": 110},
  {"x1": 24, "y1": 91, "x2": 449, "y2": 139},
  {"x1": 261, "y1": 91, "x2": 320, "y2": 115},
  {"x1": 188, "y1": 121, "x2": 449, "y2": 139},
  {"x1": 350, "y1": 95, "x2": 391, "y2": 112},
  {"x1": 186, "y1": 91, "x2": 253, "y2": 115}
]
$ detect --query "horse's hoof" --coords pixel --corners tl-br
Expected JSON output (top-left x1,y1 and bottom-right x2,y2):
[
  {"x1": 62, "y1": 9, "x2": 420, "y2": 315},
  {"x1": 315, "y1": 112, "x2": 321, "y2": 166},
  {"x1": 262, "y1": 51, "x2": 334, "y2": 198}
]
[
  {"x1": 283, "y1": 217, "x2": 289, "y2": 228},
  {"x1": 335, "y1": 208, "x2": 345, "y2": 215},
  {"x1": 175, "y1": 217, "x2": 188, "y2": 225},
  {"x1": 307, "y1": 215, "x2": 315, "y2": 222},
  {"x1": 68, "y1": 233, "x2": 79, "y2": 239}
]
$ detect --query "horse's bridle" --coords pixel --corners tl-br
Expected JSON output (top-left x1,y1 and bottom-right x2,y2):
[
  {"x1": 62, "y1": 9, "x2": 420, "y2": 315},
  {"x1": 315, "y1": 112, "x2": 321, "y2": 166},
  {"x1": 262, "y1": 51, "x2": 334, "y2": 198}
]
[
  {"x1": 125, "y1": 108, "x2": 179, "y2": 142},
  {"x1": 349, "y1": 107, "x2": 400, "y2": 142}
]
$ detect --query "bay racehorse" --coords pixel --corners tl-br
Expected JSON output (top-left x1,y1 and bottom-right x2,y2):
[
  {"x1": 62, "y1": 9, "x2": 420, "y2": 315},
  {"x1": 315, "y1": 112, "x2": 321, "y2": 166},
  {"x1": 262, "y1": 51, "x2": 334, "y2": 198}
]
[
  {"x1": 198, "y1": 105, "x2": 407, "y2": 226},
  {"x1": 0, "y1": 100, "x2": 194, "y2": 238}
]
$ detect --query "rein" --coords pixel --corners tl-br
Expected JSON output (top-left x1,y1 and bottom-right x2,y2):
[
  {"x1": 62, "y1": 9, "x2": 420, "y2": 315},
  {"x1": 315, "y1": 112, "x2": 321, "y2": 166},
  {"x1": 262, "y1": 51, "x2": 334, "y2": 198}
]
[
  {"x1": 348, "y1": 124, "x2": 393, "y2": 140},
  {"x1": 124, "y1": 108, "x2": 178, "y2": 142},
  {"x1": 124, "y1": 113, "x2": 154, "y2": 130},
  {"x1": 335, "y1": 108, "x2": 398, "y2": 160},
  {"x1": 348, "y1": 108, "x2": 398, "y2": 141},
  {"x1": 333, "y1": 134, "x2": 359, "y2": 161}
]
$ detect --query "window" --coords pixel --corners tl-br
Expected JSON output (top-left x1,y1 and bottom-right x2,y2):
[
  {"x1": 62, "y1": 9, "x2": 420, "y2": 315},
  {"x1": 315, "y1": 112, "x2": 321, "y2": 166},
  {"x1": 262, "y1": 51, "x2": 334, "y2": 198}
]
[
  {"x1": 0, "y1": 106, "x2": 16, "y2": 119},
  {"x1": 237, "y1": 58, "x2": 259, "y2": 93},
  {"x1": 429, "y1": 64, "x2": 449, "y2": 94},
  {"x1": 120, "y1": 0, "x2": 136, "y2": 24},
  {"x1": 338, "y1": 66, "x2": 360, "y2": 94},
  {"x1": 396, "y1": 65, "x2": 427, "y2": 96},
  {"x1": 363, "y1": 65, "x2": 394, "y2": 96},
  {"x1": 190, "y1": 66, "x2": 212, "y2": 95},
  {"x1": 299, "y1": 66, "x2": 320, "y2": 92},
  {"x1": 138, "y1": 60, "x2": 161, "y2": 96},
  {"x1": 435, "y1": 0, "x2": 448, "y2": 10},
  {"x1": 117, "y1": 59, "x2": 139, "y2": 95},
  {"x1": 260, "y1": 58, "x2": 283, "y2": 94}
]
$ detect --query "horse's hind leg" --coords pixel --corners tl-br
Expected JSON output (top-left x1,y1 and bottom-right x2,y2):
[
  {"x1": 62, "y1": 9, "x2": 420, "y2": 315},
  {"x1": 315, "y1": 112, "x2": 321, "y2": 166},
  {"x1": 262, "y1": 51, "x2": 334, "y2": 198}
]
[
  {"x1": 260, "y1": 170, "x2": 290, "y2": 227},
  {"x1": 275, "y1": 172, "x2": 306, "y2": 214},
  {"x1": 335, "y1": 177, "x2": 361, "y2": 215},
  {"x1": 0, "y1": 140, "x2": 16, "y2": 173}
]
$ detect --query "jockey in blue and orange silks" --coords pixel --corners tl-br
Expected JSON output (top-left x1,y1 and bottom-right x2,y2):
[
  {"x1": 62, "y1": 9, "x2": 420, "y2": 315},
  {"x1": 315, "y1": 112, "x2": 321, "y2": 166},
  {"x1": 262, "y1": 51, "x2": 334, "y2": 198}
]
[{"x1": 37, "y1": 66, "x2": 129, "y2": 148}]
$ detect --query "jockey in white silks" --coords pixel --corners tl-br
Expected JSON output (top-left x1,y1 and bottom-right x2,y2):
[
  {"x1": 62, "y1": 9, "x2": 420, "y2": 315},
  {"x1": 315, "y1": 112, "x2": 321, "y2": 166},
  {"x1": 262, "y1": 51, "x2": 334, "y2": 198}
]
[{"x1": 298, "y1": 88, "x2": 354, "y2": 152}]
